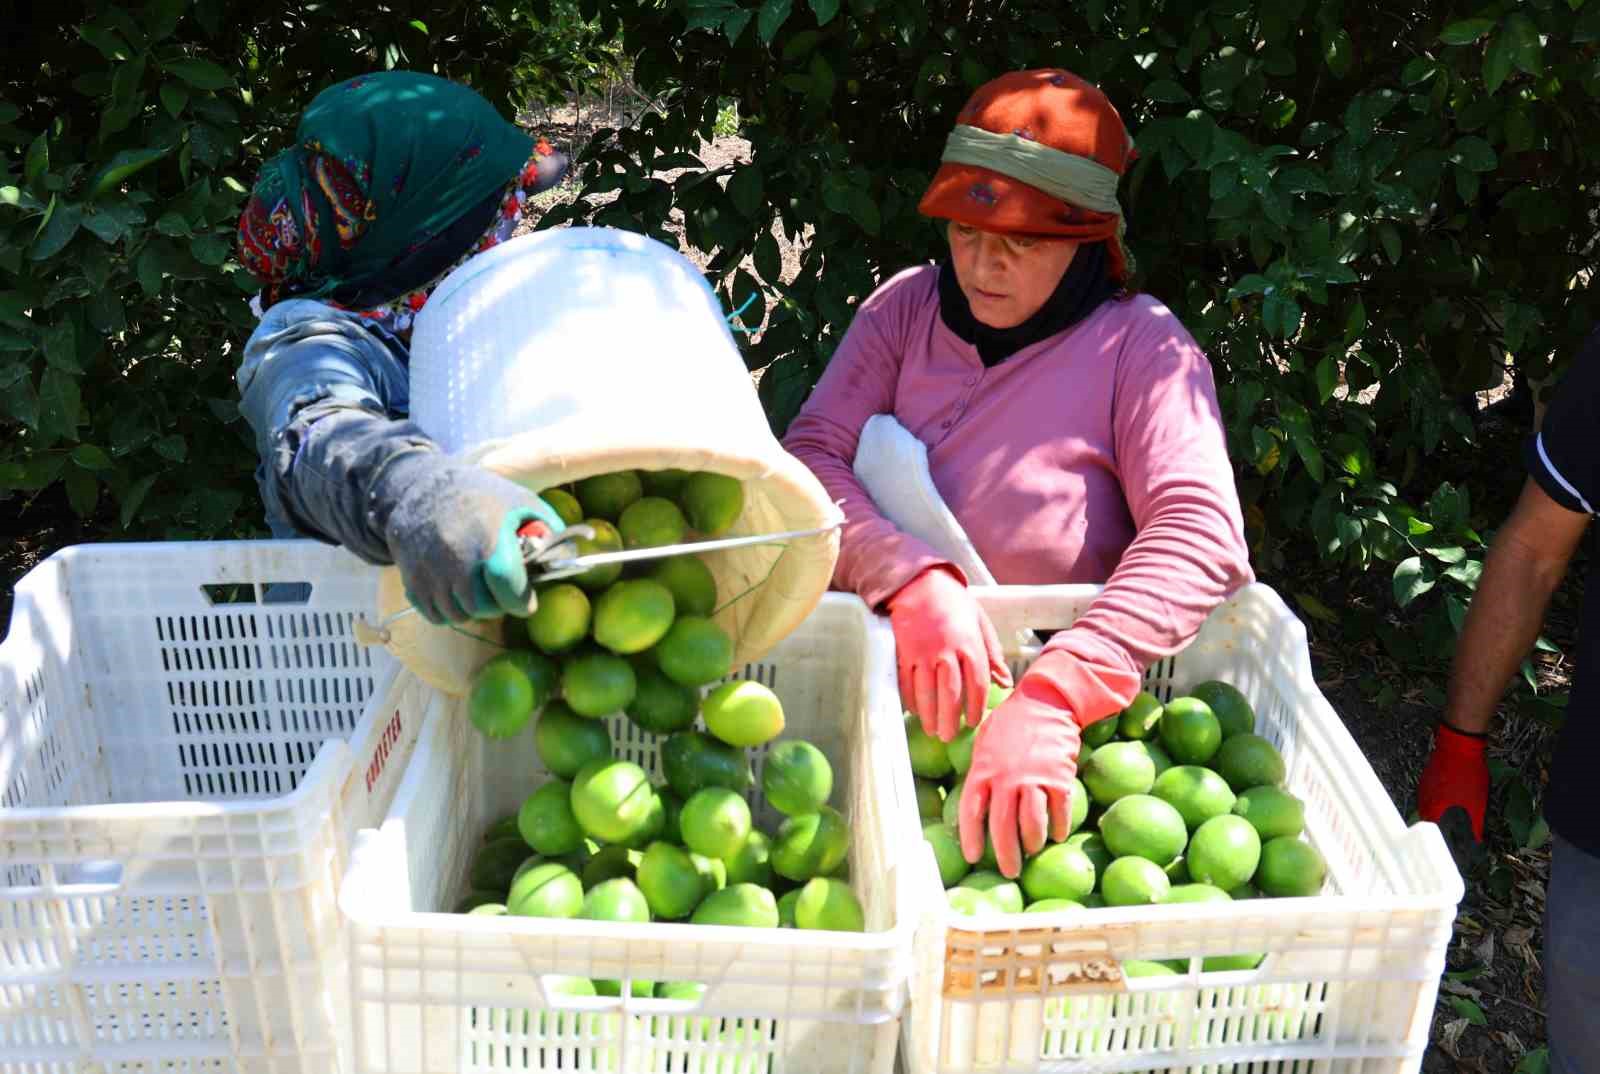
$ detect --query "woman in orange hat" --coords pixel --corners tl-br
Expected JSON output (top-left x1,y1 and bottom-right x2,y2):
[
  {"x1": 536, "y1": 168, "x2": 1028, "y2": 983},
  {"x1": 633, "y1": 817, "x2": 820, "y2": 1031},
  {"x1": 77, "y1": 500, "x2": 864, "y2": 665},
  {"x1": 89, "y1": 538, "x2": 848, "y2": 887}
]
[{"x1": 783, "y1": 69, "x2": 1253, "y2": 879}]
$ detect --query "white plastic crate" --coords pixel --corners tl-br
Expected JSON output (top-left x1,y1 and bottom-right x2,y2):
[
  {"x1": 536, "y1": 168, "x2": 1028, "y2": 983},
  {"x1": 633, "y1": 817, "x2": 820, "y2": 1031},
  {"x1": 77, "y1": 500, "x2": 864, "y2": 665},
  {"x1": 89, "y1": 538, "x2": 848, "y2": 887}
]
[
  {"x1": 903, "y1": 583, "x2": 1465, "y2": 1074},
  {"x1": 340, "y1": 593, "x2": 923, "y2": 1074},
  {"x1": 0, "y1": 541, "x2": 432, "y2": 1074}
]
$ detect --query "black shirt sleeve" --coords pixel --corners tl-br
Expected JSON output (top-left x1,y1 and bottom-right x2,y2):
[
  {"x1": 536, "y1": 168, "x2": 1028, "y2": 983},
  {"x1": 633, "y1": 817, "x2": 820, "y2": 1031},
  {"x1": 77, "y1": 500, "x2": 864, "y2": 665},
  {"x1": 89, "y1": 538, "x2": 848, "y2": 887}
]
[{"x1": 1525, "y1": 326, "x2": 1600, "y2": 516}]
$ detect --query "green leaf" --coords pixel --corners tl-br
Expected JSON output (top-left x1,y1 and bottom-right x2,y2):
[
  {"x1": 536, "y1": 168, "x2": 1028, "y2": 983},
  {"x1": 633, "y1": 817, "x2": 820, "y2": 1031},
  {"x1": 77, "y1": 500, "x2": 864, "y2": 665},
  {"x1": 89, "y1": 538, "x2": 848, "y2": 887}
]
[
  {"x1": 1485, "y1": 32, "x2": 1515, "y2": 94},
  {"x1": 1, "y1": 370, "x2": 40, "y2": 429},
  {"x1": 1446, "y1": 559, "x2": 1484, "y2": 588},
  {"x1": 78, "y1": 23, "x2": 131, "y2": 60},
  {"x1": 409, "y1": 18, "x2": 429, "y2": 33},
  {"x1": 1440, "y1": 18, "x2": 1495, "y2": 45},
  {"x1": 160, "y1": 82, "x2": 189, "y2": 118},
  {"x1": 723, "y1": 9, "x2": 753, "y2": 42},
  {"x1": 63, "y1": 464, "x2": 99, "y2": 518},
  {"x1": 757, "y1": 0, "x2": 793, "y2": 43},
  {"x1": 155, "y1": 210, "x2": 191, "y2": 237},
  {"x1": 727, "y1": 165, "x2": 764, "y2": 218},
  {"x1": 1263, "y1": 292, "x2": 1302, "y2": 338},
  {"x1": 1526, "y1": 814, "x2": 1550, "y2": 851},
  {"x1": 24, "y1": 133, "x2": 48, "y2": 185},
  {"x1": 1393, "y1": 557, "x2": 1435, "y2": 607},
  {"x1": 1447, "y1": 996, "x2": 1487, "y2": 1027},
  {"x1": 1450, "y1": 136, "x2": 1498, "y2": 172},
  {"x1": 848, "y1": 187, "x2": 880, "y2": 235},
  {"x1": 1516, "y1": 1048, "x2": 1551, "y2": 1074},
  {"x1": 82, "y1": 210, "x2": 130, "y2": 244},
  {"x1": 1226, "y1": 274, "x2": 1272, "y2": 299},
  {"x1": 37, "y1": 367, "x2": 81, "y2": 441},
  {"x1": 1294, "y1": 592, "x2": 1340, "y2": 625},
  {"x1": 808, "y1": 0, "x2": 840, "y2": 24},
  {"x1": 1427, "y1": 545, "x2": 1468, "y2": 564},
  {"x1": 153, "y1": 434, "x2": 187, "y2": 462},
  {"x1": 754, "y1": 229, "x2": 781, "y2": 283},
  {"x1": 1145, "y1": 79, "x2": 1190, "y2": 103},
  {"x1": 1505, "y1": 13, "x2": 1544, "y2": 76},
  {"x1": 1323, "y1": 28, "x2": 1353, "y2": 78},
  {"x1": 42, "y1": 319, "x2": 82, "y2": 372},
  {"x1": 1402, "y1": 58, "x2": 1439, "y2": 87},
  {"x1": 163, "y1": 57, "x2": 233, "y2": 90},
  {"x1": 1300, "y1": 122, "x2": 1340, "y2": 146},
  {"x1": 71, "y1": 443, "x2": 113, "y2": 470},
  {"x1": 143, "y1": 0, "x2": 186, "y2": 41},
  {"x1": 88, "y1": 147, "x2": 170, "y2": 199},
  {"x1": 119, "y1": 472, "x2": 158, "y2": 529},
  {"x1": 189, "y1": 232, "x2": 228, "y2": 265},
  {"x1": 31, "y1": 202, "x2": 82, "y2": 260},
  {"x1": 1378, "y1": 223, "x2": 1402, "y2": 264},
  {"x1": 1315, "y1": 355, "x2": 1339, "y2": 403},
  {"x1": 86, "y1": 289, "x2": 126, "y2": 334}
]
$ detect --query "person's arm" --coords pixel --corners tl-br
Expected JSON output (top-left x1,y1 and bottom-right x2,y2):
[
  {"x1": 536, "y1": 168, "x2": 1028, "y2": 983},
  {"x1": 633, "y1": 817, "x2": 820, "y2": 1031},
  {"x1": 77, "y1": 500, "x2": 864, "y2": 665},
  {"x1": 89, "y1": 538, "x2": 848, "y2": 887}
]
[
  {"x1": 1030, "y1": 303, "x2": 1255, "y2": 725},
  {"x1": 781, "y1": 282, "x2": 960, "y2": 609},
  {"x1": 1444, "y1": 479, "x2": 1588, "y2": 734},
  {"x1": 782, "y1": 276, "x2": 1009, "y2": 737},
  {"x1": 238, "y1": 301, "x2": 564, "y2": 623},
  {"x1": 1420, "y1": 328, "x2": 1600, "y2": 846}
]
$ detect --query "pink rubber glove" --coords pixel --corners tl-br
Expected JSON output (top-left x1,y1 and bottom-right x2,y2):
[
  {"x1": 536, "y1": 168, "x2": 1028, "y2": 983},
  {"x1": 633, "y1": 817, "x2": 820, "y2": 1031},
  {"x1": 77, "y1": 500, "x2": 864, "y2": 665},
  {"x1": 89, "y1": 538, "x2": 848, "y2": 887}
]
[
  {"x1": 885, "y1": 566, "x2": 1012, "y2": 743},
  {"x1": 961, "y1": 648, "x2": 1141, "y2": 878}
]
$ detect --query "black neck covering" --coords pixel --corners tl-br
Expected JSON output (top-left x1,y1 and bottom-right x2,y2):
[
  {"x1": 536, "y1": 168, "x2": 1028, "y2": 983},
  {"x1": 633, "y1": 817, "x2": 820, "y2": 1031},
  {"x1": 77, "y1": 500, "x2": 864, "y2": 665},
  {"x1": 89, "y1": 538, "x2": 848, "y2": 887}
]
[{"x1": 938, "y1": 240, "x2": 1118, "y2": 367}]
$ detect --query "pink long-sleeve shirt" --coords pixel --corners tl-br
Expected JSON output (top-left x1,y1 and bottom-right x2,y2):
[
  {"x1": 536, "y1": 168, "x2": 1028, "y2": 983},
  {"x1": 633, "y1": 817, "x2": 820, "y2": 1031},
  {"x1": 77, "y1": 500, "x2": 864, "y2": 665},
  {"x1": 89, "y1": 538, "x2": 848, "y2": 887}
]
[{"x1": 782, "y1": 264, "x2": 1254, "y2": 699}]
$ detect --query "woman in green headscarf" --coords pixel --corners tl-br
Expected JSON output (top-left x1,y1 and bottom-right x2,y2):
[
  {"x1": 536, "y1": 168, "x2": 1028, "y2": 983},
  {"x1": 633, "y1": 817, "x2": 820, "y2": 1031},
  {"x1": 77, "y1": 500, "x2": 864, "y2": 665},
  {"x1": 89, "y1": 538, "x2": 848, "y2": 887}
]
[{"x1": 235, "y1": 71, "x2": 570, "y2": 624}]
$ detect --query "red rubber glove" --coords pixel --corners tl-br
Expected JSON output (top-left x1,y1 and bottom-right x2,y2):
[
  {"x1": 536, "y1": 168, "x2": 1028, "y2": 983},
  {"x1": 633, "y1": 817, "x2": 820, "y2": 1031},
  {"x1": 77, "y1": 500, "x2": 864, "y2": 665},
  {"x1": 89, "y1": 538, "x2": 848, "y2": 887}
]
[
  {"x1": 885, "y1": 566, "x2": 1011, "y2": 743},
  {"x1": 961, "y1": 647, "x2": 1141, "y2": 878},
  {"x1": 1417, "y1": 722, "x2": 1489, "y2": 842}
]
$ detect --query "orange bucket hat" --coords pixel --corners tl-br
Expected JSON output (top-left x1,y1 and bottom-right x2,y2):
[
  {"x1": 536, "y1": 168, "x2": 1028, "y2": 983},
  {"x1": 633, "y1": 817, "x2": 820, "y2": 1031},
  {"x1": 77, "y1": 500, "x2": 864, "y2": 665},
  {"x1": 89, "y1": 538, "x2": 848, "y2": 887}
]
[{"x1": 918, "y1": 69, "x2": 1138, "y2": 281}]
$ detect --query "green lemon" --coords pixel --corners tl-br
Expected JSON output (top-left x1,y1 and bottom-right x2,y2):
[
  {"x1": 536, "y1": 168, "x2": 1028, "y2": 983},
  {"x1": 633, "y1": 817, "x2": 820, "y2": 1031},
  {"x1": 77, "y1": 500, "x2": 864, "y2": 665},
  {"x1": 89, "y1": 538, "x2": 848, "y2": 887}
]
[
  {"x1": 471, "y1": 838, "x2": 532, "y2": 892},
  {"x1": 723, "y1": 829, "x2": 773, "y2": 887},
  {"x1": 777, "y1": 889, "x2": 801, "y2": 927},
  {"x1": 1064, "y1": 832, "x2": 1113, "y2": 878},
  {"x1": 771, "y1": 806, "x2": 849, "y2": 881},
  {"x1": 1099, "y1": 795, "x2": 1188, "y2": 866},
  {"x1": 570, "y1": 759, "x2": 659, "y2": 845},
  {"x1": 904, "y1": 714, "x2": 952, "y2": 779},
  {"x1": 1187, "y1": 815, "x2": 1264, "y2": 891},
  {"x1": 1020, "y1": 843, "x2": 1097, "y2": 902},
  {"x1": 1163, "y1": 882, "x2": 1232, "y2": 905},
  {"x1": 618, "y1": 496, "x2": 688, "y2": 549},
  {"x1": 679, "y1": 787, "x2": 752, "y2": 860},
  {"x1": 794, "y1": 877, "x2": 865, "y2": 932},
  {"x1": 1159, "y1": 697, "x2": 1223, "y2": 766},
  {"x1": 562, "y1": 649, "x2": 637, "y2": 718},
  {"x1": 923, "y1": 822, "x2": 970, "y2": 887},
  {"x1": 469, "y1": 657, "x2": 535, "y2": 739},
  {"x1": 761, "y1": 739, "x2": 834, "y2": 817},
  {"x1": 662, "y1": 730, "x2": 752, "y2": 798},
  {"x1": 1231, "y1": 786, "x2": 1306, "y2": 841},
  {"x1": 701, "y1": 680, "x2": 785, "y2": 747},
  {"x1": 1190, "y1": 680, "x2": 1256, "y2": 739},
  {"x1": 572, "y1": 518, "x2": 626, "y2": 591},
  {"x1": 1081, "y1": 716, "x2": 1120, "y2": 749},
  {"x1": 1079, "y1": 741, "x2": 1156, "y2": 805},
  {"x1": 677, "y1": 472, "x2": 744, "y2": 537},
  {"x1": 915, "y1": 778, "x2": 946, "y2": 821},
  {"x1": 948, "y1": 725, "x2": 978, "y2": 777},
  {"x1": 581, "y1": 845, "x2": 640, "y2": 889},
  {"x1": 1213, "y1": 734, "x2": 1287, "y2": 792},
  {"x1": 518, "y1": 780, "x2": 585, "y2": 857},
  {"x1": 526, "y1": 583, "x2": 591, "y2": 654},
  {"x1": 593, "y1": 579, "x2": 676, "y2": 655},
  {"x1": 943, "y1": 777, "x2": 964, "y2": 830},
  {"x1": 541, "y1": 488, "x2": 584, "y2": 526},
  {"x1": 581, "y1": 877, "x2": 652, "y2": 922},
  {"x1": 655, "y1": 616, "x2": 734, "y2": 687},
  {"x1": 1255, "y1": 837, "x2": 1327, "y2": 898},
  {"x1": 641, "y1": 468, "x2": 692, "y2": 497},
  {"x1": 575, "y1": 471, "x2": 644, "y2": 521},
  {"x1": 1025, "y1": 898, "x2": 1084, "y2": 914},
  {"x1": 1118, "y1": 691, "x2": 1164, "y2": 740},
  {"x1": 958, "y1": 871, "x2": 1023, "y2": 914},
  {"x1": 623, "y1": 665, "x2": 701, "y2": 735},
  {"x1": 636, "y1": 842, "x2": 708, "y2": 920},
  {"x1": 482, "y1": 814, "x2": 521, "y2": 844},
  {"x1": 947, "y1": 887, "x2": 1002, "y2": 917},
  {"x1": 507, "y1": 861, "x2": 584, "y2": 918},
  {"x1": 1100, "y1": 856, "x2": 1171, "y2": 907},
  {"x1": 650, "y1": 556, "x2": 718, "y2": 618},
  {"x1": 1152, "y1": 765, "x2": 1238, "y2": 831},
  {"x1": 535, "y1": 701, "x2": 611, "y2": 779},
  {"x1": 691, "y1": 883, "x2": 779, "y2": 927}
]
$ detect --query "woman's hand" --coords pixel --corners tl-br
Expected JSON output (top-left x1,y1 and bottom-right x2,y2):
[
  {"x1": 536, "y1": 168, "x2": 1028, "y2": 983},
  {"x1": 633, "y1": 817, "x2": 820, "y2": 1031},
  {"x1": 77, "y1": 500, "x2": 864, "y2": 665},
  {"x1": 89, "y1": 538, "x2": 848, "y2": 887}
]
[
  {"x1": 375, "y1": 453, "x2": 566, "y2": 624},
  {"x1": 885, "y1": 566, "x2": 1012, "y2": 742},
  {"x1": 958, "y1": 677, "x2": 1084, "y2": 878}
]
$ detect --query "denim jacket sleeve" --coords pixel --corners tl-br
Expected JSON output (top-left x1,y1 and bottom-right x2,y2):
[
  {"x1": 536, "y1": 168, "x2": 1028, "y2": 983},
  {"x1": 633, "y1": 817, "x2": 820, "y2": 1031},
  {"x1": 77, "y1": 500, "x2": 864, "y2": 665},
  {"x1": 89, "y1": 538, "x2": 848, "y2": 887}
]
[{"x1": 237, "y1": 299, "x2": 438, "y2": 563}]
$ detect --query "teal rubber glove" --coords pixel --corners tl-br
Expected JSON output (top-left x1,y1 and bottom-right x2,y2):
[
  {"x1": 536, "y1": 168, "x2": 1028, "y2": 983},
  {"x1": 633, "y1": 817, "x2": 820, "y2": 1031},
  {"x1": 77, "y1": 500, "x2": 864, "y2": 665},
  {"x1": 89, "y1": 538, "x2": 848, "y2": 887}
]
[{"x1": 371, "y1": 449, "x2": 565, "y2": 625}]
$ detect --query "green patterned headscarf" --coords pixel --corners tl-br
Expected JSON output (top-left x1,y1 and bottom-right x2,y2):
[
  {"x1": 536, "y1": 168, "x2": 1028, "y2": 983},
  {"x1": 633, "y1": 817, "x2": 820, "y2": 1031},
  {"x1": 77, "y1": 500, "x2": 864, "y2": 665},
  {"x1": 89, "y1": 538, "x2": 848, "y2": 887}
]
[{"x1": 237, "y1": 72, "x2": 543, "y2": 308}]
